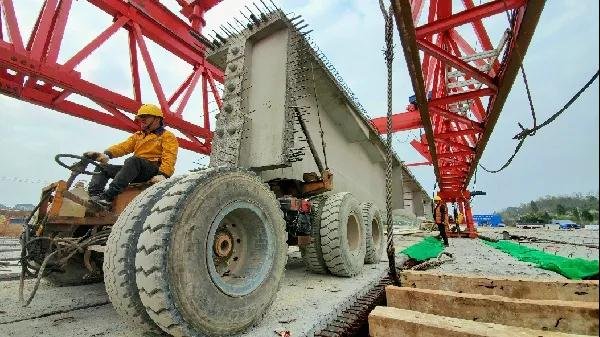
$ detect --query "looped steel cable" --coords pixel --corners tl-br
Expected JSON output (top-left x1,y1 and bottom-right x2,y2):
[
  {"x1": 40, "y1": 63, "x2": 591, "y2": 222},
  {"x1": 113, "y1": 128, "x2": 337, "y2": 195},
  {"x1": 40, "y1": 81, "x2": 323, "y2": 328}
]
[
  {"x1": 502, "y1": 1, "x2": 538, "y2": 136},
  {"x1": 19, "y1": 227, "x2": 110, "y2": 306},
  {"x1": 480, "y1": 70, "x2": 599, "y2": 173},
  {"x1": 379, "y1": 0, "x2": 401, "y2": 286},
  {"x1": 481, "y1": 2, "x2": 598, "y2": 174}
]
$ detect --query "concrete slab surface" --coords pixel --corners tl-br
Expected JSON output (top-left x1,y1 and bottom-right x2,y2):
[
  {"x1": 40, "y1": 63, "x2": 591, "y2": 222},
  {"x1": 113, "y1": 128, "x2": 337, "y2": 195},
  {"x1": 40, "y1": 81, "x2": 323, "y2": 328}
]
[
  {"x1": 0, "y1": 236, "x2": 421, "y2": 337},
  {"x1": 5, "y1": 230, "x2": 588, "y2": 337}
]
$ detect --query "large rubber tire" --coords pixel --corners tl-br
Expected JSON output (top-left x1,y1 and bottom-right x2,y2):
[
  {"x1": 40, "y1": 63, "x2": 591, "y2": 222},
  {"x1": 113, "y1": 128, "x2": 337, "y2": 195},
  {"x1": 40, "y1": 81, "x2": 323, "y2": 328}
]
[
  {"x1": 361, "y1": 203, "x2": 384, "y2": 264},
  {"x1": 135, "y1": 168, "x2": 287, "y2": 337},
  {"x1": 320, "y1": 192, "x2": 366, "y2": 277},
  {"x1": 103, "y1": 176, "x2": 182, "y2": 331},
  {"x1": 299, "y1": 196, "x2": 329, "y2": 274}
]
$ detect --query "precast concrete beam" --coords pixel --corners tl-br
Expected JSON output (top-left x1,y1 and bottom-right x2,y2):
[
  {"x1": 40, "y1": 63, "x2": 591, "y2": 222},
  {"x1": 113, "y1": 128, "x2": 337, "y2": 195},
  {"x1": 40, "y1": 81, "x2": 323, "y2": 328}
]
[
  {"x1": 411, "y1": 190, "x2": 425, "y2": 216},
  {"x1": 206, "y1": 10, "x2": 431, "y2": 211}
]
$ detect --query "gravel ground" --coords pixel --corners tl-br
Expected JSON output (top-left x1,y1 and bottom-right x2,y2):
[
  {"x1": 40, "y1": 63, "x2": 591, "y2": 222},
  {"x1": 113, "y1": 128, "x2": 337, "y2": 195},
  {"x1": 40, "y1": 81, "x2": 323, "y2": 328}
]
[
  {"x1": 523, "y1": 242, "x2": 599, "y2": 260},
  {"x1": 430, "y1": 228, "x2": 599, "y2": 279},
  {"x1": 431, "y1": 238, "x2": 566, "y2": 279},
  {"x1": 1, "y1": 228, "x2": 595, "y2": 337},
  {"x1": 0, "y1": 233, "x2": 420, "y2": 337},
  {"x1": 0, "y1": 237, "x2": 22, "y2": 280},
  {"x1": 480, "y1": 227, "x2": 599, "y2": 245},
  {"x1": 480, "y1": 228, "x2": 599, "y2": 260}
]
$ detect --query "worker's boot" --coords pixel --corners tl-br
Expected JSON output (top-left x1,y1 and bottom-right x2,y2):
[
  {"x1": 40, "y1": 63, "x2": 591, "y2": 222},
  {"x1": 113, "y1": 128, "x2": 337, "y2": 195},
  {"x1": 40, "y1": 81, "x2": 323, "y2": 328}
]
[{"x1": 89, "y1": 193, "x2": 113, "y2": 209}]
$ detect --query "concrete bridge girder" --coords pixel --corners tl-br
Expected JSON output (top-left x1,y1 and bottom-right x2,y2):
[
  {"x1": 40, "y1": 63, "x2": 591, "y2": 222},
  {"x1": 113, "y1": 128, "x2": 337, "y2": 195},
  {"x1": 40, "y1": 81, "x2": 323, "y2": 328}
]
[{"x1": 207, "y1": 12, "x2": 430, "y2": 218}]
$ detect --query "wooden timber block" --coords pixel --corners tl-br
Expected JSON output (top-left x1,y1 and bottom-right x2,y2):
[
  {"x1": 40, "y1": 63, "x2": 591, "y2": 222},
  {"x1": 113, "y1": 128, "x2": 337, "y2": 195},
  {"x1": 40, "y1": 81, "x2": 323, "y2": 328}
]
[
  {"x1": 368, "y1": 306, "x2": 591, "y2": 337},
  {"x1": 386, "y1": 286, "x2": 599, "y2": 335},
  {"x1": 400, "y1": 270, "x2": 599, "y2": 302}
]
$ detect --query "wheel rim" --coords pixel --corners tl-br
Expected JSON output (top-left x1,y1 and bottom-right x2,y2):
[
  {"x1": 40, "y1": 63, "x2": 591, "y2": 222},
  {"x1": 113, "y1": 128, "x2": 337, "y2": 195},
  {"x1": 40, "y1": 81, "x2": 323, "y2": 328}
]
[
  {"x1": 346, "y1": 214, "x2": 361, "y2": 251},
  {"x1": 207, "y1": 201, "x2": 274, "y2": 297}
]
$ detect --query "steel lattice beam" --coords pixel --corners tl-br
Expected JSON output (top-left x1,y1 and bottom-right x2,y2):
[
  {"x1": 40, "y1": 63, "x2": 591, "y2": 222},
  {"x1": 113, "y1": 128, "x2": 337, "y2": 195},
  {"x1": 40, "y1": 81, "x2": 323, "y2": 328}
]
[
  {"x1": 465, "y1": 1, "x2": 546, "y2": 184},
  {"x1": 371, "y1": 109, "x2": 422, "y2": 133},
  {"x1": 377, "y1": 0, "x2": 543, "y2": 197},
  {"x1": 391, "y1": 0, "x2": 441, "y2": 181},
  {"x1": 378, "y1": 0, "x2": 544, "y2": 236},
  {"x1": 0, "y1": 0, "x2": 224, "y2": 154},
  {"x1": 416, "y1": 0, "x2": 525, "y2": 38}
]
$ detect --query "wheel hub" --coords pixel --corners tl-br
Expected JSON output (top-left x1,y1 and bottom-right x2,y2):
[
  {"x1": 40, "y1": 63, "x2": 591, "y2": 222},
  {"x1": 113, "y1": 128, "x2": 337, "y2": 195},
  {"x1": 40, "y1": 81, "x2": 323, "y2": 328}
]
[
  {"x1": 207, "y1": 201, "x2": 274, "y2": 297},
  {"x1": 213, "y1": 231, "x2": 234, "y2": 258}
]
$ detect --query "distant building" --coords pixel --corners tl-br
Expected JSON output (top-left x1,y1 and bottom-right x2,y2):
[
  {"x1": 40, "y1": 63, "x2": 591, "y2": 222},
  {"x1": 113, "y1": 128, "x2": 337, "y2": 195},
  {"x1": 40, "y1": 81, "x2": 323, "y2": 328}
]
[
  {"x1": 8, "y1": 216, "x2": 27, "y2": 225},
  {"x1": 13, "y1": 204, "x2": 35, "y2": 211},
  {"x1": 473, "y1": 214, "x2": 503, "y2": 227}
]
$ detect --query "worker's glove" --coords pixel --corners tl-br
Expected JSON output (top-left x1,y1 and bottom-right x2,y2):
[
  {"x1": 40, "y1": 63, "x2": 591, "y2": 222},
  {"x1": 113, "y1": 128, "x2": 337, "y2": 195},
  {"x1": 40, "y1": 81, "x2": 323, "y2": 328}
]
[
  {"x1": 150, "y1": 175, "x2": 166, "y2": 184},
  {"x1": 83, "y1": 151, "x2": 109, "y2": 164}
]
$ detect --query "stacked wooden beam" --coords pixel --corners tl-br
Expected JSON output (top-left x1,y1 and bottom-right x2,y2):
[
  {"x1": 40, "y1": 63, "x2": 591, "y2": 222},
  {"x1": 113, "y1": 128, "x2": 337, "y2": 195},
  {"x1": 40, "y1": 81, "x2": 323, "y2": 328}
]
[{"x1": 369, "y1": 271, "x2": 599, "y2": 336}]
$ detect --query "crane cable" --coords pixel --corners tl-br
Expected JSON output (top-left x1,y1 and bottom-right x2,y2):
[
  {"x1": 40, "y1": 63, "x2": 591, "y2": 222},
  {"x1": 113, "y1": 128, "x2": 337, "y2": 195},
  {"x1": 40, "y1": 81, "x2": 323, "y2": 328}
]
[
  {"x1": 480, "y1": 4, "x2": 598, "y2": 173},
  {"x1": 480, "y1": 70, "x2": 599, "y2": 173},
  {"x1": 379, "y1": 0, "x2": 401, "y2": 286}
]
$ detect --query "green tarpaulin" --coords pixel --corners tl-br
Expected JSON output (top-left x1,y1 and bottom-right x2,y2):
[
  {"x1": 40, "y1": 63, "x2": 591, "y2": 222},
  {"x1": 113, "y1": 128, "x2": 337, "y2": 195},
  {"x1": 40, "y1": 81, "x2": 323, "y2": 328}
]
[
  {"x1": 400, "y1": 236, "x2": 444, "y2": 262},
  {"x1": 483, "y1": 240, "x2": 599, "y2": 280}
]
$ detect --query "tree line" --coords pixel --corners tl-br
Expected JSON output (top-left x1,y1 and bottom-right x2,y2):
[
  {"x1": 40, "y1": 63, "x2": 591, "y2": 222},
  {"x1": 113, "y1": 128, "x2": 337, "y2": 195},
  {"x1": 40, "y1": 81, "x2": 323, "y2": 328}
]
[{"x1": 497, "y1": 192, "x2": 599, "y2": 226}]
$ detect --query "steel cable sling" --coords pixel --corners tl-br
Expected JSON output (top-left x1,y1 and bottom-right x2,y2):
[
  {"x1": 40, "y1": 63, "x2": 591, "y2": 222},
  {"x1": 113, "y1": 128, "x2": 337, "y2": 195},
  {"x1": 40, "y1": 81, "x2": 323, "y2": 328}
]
[
  {"x1": 379, "y1": 0, "x2": 401, "y2": 286},
  {"x1": 480, "y1": 70, "x2": 599, "y2": 173},
  {"x1": 19, "y1": 192, "x2": 110, "y2": 307}
]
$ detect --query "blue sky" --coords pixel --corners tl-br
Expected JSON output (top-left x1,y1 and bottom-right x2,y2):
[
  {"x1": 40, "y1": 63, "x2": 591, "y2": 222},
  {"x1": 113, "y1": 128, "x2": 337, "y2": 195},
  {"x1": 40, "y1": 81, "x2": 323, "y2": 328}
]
[{"x1": 0, "y1": 0, "x2": 598, "y2": 214}]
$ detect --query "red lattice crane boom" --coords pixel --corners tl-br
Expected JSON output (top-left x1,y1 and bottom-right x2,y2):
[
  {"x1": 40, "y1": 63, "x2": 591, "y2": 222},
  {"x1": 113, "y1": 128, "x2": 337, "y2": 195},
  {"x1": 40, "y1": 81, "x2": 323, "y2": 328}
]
[
  {"x1": 1, "y1": 0, "x2": 545, "y2": 237},
  {"x1": 0, "y1": 0, "x2": 224, "y2": 154},
  {"x1": 371, "y1": 0, "x2": 544, "y2": 236}
]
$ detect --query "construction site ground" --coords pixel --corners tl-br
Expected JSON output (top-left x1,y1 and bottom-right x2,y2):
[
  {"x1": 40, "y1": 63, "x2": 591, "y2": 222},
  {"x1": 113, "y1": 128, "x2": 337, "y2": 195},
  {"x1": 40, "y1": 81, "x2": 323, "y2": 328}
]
[{"x1": 0, "y1": 228, "x2": 598, "y2": 337}]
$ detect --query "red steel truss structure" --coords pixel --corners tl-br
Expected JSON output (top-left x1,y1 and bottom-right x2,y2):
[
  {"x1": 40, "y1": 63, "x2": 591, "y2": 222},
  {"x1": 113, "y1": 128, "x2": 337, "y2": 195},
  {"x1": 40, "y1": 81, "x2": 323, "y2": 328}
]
[
  {"x1": 0, "y1": 0, "x2": 224, "y2": 154},
  {"x1": 371, "y1": 0, "x2": 544, "y2": 236},
  {"x1": 1, "y1": 0, "x2": 546, "y2": 235}
]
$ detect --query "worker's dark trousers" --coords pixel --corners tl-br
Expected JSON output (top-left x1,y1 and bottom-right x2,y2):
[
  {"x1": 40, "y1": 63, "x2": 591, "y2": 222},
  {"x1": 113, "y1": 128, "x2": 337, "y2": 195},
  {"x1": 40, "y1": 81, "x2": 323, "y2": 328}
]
[
  {"x1": 88, "y1": 157, "x2": 158, "y2": 200},
  {"x1": 437, "y1": 223, "x2": 449, "y2": 246}
]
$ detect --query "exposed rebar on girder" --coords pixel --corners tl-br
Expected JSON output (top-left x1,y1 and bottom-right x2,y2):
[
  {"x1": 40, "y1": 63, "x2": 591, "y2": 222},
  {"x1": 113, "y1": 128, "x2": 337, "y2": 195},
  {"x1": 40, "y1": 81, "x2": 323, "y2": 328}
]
[
  {"x1": 234, "y1": 17, "x2": 247, "y2": 30},
  {"x1": 260, "y1": 0, "x2": 273, "y2": 12},
  {"x1": 249, "y1": 14, "x2": 261, "y2": 25},
  {"x1": 227, "y1": 22, "x2": 241, "y2": 35},
  {"x1": 253, "y1": 2, "x2": 267, "y2": 16}
]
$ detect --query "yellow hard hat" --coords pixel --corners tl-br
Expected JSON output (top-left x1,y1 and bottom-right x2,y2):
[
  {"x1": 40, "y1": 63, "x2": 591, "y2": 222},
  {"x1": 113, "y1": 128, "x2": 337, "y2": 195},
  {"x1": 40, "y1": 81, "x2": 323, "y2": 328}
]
[
  {"x1": 136, "y1": 104, "x2": 163, "y2": 118},
  {"x1": 434, "y1": 195, "x2": 442, "y2": 201}
]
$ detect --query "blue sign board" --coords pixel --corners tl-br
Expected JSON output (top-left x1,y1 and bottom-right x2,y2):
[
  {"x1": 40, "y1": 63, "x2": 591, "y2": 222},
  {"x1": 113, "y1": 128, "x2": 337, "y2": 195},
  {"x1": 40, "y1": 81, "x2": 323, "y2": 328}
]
[{"x1": 473, "y1": 214, "x2": 502, "y2": 227}]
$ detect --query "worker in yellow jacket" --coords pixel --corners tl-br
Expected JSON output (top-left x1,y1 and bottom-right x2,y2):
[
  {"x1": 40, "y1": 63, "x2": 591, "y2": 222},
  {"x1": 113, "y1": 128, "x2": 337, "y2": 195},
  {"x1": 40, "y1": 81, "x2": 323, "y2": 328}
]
[
  {"x1": 85, "y1": 104, "x2": 178, "y2": 208},
  {"x1": 457, "y1": 212, "x2": 464, "y2": 225}
]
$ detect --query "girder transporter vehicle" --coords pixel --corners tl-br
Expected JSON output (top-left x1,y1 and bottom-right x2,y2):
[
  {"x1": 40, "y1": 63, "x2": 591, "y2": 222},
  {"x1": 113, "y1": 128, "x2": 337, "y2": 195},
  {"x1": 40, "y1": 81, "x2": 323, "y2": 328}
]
[{"x1": 17, "y1": 7, "x2": 429, "y2": 337}]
